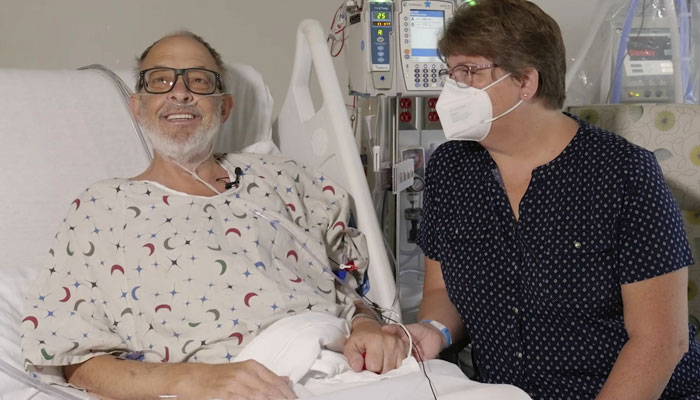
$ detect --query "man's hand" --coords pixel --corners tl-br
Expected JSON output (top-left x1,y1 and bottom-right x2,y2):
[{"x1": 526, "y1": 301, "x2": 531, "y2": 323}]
[
  {"x1": 343, "y1": 317, "x2": 409, "y2": 374},
  {"x1": 382, "y1": 322, "x2": 444, "y2": 360},
  {"x1": 175, "y1": 360, "x2": 296, "y2": 400},
  {"x1": 65, "y1": 355, "x2": 296, "y2": 400}
]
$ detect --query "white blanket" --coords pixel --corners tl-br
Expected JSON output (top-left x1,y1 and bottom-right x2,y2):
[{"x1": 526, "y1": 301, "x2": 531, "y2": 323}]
[{"x1": 234, "y1": 312, "x2": 532, "y2": 399}]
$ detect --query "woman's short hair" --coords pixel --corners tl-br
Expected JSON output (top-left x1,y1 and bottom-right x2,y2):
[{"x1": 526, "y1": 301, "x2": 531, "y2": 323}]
[{"x1": 438, "y1": 0, "x2": 566, "y2": 110}]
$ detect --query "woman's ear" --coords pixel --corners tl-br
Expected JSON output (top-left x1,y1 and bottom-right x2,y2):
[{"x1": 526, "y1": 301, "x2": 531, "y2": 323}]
[{"x1": 519, "y1": 67, "x2": 540, "y2": 100}]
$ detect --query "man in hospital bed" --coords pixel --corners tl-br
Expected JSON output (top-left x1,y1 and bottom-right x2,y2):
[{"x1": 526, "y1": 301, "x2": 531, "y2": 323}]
[{"x1": 19, "y1": 31, "x2": 408, "y2": 400}]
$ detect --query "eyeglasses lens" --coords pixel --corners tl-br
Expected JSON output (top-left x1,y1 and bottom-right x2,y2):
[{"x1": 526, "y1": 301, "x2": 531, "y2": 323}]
[{"x1": 144, "y1": 69, "x2": 217, "y2": 95}]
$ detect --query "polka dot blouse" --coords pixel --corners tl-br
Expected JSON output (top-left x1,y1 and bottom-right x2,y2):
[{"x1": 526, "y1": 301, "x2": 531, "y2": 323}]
[{"x1": 417, "y1": 114, "x2": 700, "y2": 399}]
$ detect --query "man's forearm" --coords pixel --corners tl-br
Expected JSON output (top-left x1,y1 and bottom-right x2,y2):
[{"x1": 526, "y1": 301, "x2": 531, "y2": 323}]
[
  {"x1": 352, "y1": 300, "x2": 380, "y2": 319},
  {"x1": 65, "y1": 355, "x2": 187, "y2": 400},
  {"x1": 595, "y1": 337, "x2": 686, "y2": 400}
]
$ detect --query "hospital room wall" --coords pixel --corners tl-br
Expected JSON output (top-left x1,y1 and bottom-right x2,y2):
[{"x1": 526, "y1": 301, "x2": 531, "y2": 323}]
[{"x1": 0, "y1": 0, "x2": 598, "y2": 118}]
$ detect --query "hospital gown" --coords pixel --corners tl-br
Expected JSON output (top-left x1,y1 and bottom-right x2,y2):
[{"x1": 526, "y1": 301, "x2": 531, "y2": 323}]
[{"x1": 20, "y1": 153, "x2": 368, "y2": 384}]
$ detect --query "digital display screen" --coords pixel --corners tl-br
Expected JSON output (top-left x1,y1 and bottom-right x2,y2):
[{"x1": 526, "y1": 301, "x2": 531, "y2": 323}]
[
  {"x1": 627, "y1": 35, "x2": 672, "y2": 61},
  {"x1": 410, "y1": 9, "x2": 444, "y2": 62},
  {"x1": 373, "y1": 21, "x2": 392, "y2": 27},
  {"x1": 372, "y1": 11, "x2": 390, "y2": 20}
]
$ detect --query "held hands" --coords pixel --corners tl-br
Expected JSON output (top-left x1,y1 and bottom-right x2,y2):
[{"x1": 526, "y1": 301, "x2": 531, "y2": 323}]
[
  {"x1": 381, "y1": 322, "x2": 445, "y2": 361},
  {"x1": 343, "y1": 317, "x2": 409, "y2": 373},
  {"x1": 175, "y1": 360, "x2": 296, "y2": 400}
]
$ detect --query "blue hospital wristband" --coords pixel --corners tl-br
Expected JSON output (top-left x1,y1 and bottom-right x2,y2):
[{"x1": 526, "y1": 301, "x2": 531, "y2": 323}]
[{"x1": 421, "y1": 319, "x2": 452, "y2": 349}]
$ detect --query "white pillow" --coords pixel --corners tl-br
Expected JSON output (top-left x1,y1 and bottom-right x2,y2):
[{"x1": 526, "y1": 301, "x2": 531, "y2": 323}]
[{"x1": 0, "y1": 68, "x2": 151, "y2": 397}]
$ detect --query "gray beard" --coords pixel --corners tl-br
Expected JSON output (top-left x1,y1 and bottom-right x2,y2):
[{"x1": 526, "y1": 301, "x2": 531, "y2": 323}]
[{"x1": 141, "y1": 110, "x2": 222, "y2": 169}]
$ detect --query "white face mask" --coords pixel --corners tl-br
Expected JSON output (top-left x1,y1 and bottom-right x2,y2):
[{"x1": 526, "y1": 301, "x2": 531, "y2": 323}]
[{"x1": 435, "y1": 73, "x2": 523, "y2": 142}]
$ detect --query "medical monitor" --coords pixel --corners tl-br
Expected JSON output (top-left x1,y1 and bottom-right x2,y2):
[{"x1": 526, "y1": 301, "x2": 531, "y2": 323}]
[
  {"x1": 409, "y1": 9, "x2": 444, "y2": 63},
  {"x1": 619, "y1": 30, "x2": 675, "y2": 102},
  {"x1": 397, "y1": 0, "x2": 454, "y2": 95}
]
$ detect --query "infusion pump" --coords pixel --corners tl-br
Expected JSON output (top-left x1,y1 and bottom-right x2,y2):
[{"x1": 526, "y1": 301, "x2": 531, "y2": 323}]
[{"x1": 346, "y1": 0, "x2": 455, "y2": 97}]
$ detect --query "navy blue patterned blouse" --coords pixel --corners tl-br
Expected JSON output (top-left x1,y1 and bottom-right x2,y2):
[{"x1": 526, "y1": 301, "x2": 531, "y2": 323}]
[{"x1": 417, "y1": 115, "x2": 700, "y2": 399}]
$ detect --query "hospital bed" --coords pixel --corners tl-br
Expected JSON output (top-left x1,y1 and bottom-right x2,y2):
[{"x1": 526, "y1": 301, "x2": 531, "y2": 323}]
[{"x1": 0, "y1": 19, "x2": 400, "y2": 399}]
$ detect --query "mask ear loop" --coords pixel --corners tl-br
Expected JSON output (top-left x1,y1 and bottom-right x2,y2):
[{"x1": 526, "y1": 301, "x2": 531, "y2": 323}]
[
  {"x1": 480, "y1": 72, "x2": 524, "y2": 124},
  {"x1": 480, "y1": 72, "x2": 513, "y2": 91},
  {"x1": 483, "y1": 99, "x2": 524, "y2": 124}
]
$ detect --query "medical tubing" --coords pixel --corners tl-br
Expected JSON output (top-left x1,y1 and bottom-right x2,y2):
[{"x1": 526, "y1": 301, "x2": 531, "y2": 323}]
[
  {"x1": 168, "y1": 152, "x2": 223, "y2": 196},
  {"x1": 677, "y1": 0, "x2": 694, "y2": 102},
  {"x1": 78, "y1": 64, "x2": 153, "y2": 162},
  {"x1": 396, "y1": 323, "x2": 414, "y2": 360},
  {"x1": 611, "y1": 0, "x2": 641, "y2": 103},
  {"x1": 224, "y1": 156, "x2": 399, "y2": 322},
  {"x1": 0, "y1": 359, "x2": 84, "y2": 400},
  {"x1": 564, "y1": 0, "x2": 611, "y2": 92},
  {"x1": 666, "y1": 0, "x2": 684, "y2": 103},
  {"x1": 249, "y1": 208, "x2": 364, "y2": 304}
]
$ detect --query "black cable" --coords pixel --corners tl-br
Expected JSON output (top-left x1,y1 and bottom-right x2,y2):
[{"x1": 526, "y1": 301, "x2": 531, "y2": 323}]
[
  {"x1": 358, "y1": 294, "x2": 437, "y2": 399},
  {"x1": 217, "y1": 167, "x2": 243, "y2": 190},
  {"x1": 414, "y1": 344, "x2": 439, "y2": 400}
]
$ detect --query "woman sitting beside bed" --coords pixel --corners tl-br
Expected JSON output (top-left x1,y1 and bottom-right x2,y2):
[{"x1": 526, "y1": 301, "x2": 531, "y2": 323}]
[{"x1": 384, "y1": 0, "x2": 700, "y2": 399}]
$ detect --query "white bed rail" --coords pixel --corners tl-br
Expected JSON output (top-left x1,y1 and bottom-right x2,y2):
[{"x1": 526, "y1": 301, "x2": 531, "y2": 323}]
[{"x1": 277, "y1": 19, "x2": 400, "y2": 319}]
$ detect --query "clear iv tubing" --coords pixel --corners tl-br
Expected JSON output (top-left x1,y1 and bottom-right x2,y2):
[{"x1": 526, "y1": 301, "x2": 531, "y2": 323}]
[
  {"x1": 169, "y1": 157, "x2": 363, "y2": 302},
  {"x1": 170, "y1": 154, "x2": 396, "y2": 321},
  {"x1": 666, "y1": 0, "x2": 684, "y2": 103},
  {"x1": 611, "y1": 0, "x2": 641, "y2": 104},
  {"x1": 253, "y1": 207, "x2": 408, "y2": 327},
  {"x1": 677, "y1": 0, "x2": 694, "y2": 102},
  {"x1": 166, "y1": 155, "x2": 356, "y2": 303},
  {"x1": 0, "y1": 358, "x2": 85, "y2": 400},
  {"x1": 250, "y1": 207, "x2": 364, "y2": 302}
]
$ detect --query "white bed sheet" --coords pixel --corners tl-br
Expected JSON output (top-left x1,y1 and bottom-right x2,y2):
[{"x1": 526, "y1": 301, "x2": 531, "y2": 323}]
[{"x1": 234, "y1": 311, "x2": 531, "y2": 400}]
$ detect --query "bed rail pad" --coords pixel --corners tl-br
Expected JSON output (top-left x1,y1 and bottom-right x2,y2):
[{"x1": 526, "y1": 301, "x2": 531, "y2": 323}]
[{"x1": 276, "y1": 19, "x2": 400, "y2": 319}]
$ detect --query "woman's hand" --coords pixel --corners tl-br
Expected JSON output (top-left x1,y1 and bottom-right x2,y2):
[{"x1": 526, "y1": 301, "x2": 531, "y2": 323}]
[
  {"x1": 382, "y1": 322, "x2": 445, "y2": 360},
  {"x1": 343, "y1": 317, "x2": 409, "y2": 373}
]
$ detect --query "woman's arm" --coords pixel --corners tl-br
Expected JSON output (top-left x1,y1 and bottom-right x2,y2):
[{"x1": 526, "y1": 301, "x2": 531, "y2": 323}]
[
  {"x1": 383, "y1": 257, "x2": 466, "y2": 360},
  {"x1": 406, "y1": 256, "x2": 466, "y2": 359},
  {"x1": 417, "y1": 257, "x2": 466, "y2": 344},
  {"x1": 596, "y1": 267, "x2": 689, "y2": 400}
]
